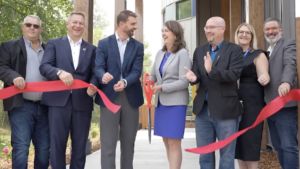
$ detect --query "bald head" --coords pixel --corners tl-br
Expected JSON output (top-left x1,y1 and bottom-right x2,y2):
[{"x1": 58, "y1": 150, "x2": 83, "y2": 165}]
[
  {"x1": 204, "y1": 16, "x2": 226, "y2": 45},
  {"x1": 207, "y1": 16, "x2": 226, "y2": 28}
]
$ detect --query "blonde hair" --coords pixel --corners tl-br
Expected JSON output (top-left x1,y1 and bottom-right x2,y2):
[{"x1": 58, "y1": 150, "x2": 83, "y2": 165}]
[{"x1": 234, "y1": 23, "x2": 258, "y2": 49}]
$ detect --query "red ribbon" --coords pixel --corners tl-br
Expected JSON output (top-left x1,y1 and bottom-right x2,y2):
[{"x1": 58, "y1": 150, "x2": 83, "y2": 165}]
[
  {"x1": 186, "y1": 89, "x2": 300, "y2": 154},
  {"x1": 143, "y1": 73, "x2": 154, "y2": 109},
  {"x1": 0, "y1": 79, "x2": 120, "y2": 113}
]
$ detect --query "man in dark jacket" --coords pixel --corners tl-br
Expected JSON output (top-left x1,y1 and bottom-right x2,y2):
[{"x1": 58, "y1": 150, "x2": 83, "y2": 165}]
[
  {"x1": 0, "y1": 15, "x2": 49, "y2": 169},
  {"x1": 185, "y1": 16, "x2": 243, "y2": 169},
  {"x1": 39, "y1": 12, "x2": 96, "y2": 169}
]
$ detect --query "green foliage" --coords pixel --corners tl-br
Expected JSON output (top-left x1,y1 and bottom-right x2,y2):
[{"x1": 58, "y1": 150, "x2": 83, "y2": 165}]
[
  {"x1": 143, "y1": 42, "x2": 153, "y2": 73},
  {"x1": 0, "y1": 0, "x2": 73, "y2": 43},
  {"x1": 93, "y1": 27, "x2": 103, "y2": 46},
  {"x1": 89, "y1": 122, "x2": 99, "y2": 139},
  {"x1": 0, "y1": 130, "x2": 11, "y2": 159},
  {"x1": 93, "y1": 0, "x2": 108, "y2": 45}
]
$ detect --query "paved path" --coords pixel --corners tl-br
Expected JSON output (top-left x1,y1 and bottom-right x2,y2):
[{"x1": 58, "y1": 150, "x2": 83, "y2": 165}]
[{"x1": 79, "y1": 128, "x2": 239, "y2": 169}]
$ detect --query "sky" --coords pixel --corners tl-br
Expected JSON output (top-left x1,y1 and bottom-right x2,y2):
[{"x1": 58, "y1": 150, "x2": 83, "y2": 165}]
[{"x1": 95, "y1": 0, "x2": 162, "y2": 61}]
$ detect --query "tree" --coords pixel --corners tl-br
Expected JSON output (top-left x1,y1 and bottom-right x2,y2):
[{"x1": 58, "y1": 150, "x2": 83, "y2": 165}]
[
  {"x1": 143, "y1": 42, "x2": 153, "y2": 73},
  {"x1": 92, "y1": 0, "x2": 108, "y2": 45},
  {"x1": 0, "y1": 0, "x2": 73, "y2": 43}
]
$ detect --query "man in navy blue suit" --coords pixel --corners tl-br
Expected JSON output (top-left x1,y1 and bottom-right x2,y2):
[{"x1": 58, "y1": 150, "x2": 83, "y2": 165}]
[
  {"x1": 39, "y1": 12, "x2": 96, "y2": 169},
  {"x1": 94, "y1": 10, "x2": 144, "y2": 169}
]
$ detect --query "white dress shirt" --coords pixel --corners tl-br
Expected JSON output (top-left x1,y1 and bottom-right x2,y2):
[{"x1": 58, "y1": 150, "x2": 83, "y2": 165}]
[
  {"x1": 115, "y1": 33, "x2": 129, "y2": 85},
  {"x1": 115, "y1": 33, "x2": 129, "y2": 66},
  {"x1": 68, "y1": 35, "x2": 82, "y2": 69}
]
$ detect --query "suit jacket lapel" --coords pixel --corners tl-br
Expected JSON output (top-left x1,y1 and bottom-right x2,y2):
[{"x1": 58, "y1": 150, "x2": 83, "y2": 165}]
[
  {"x1": 111, "y1": 35, "x2": 122, "y2": 71},
  {"x1": 62, "y1": 36, "x2": 75, "y2": 70},
  {"x1": 18, "y1": 38, "x2": 27, "y2": 74},
  {"x1": 212, "y1": 41, "x2": 226, "y2": 67},
  {"x1": 19, "y1": 37, "x2": 27, "y2": 61},
  {"x1": 122, "y1": 39, "x2": 133, "y2": 72},
  {"x1": 76, "y1": 41, "x2": 88, "y2": 71},
  {"x1": 155, "y1": 51, "x2": 164, "y2": 80},
  {"x1": 162, "y1": 52, "x2": 175, "y2": 77},
  {"x1": 269, "y1": 38, "x2": 283, "y2": 62}
]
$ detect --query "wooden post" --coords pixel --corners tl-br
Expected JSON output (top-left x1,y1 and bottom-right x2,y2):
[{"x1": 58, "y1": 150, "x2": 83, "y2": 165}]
[
  {"x1": 229, "y1": 0, "x2": 242, "y2": 42},
  {"x1": 74, "y1": 0, "x2": 93, "y2": 43},
  {"x1": 135, "y1": 0, "x2": 143, "y2": 42},
  {"x1": 248, "y1": 0, "x2": 265, "y2": 49},
  {"x1": 115, "y1": 0, "x2": 126, "y2": 29},
  {"x1": 220, "y1": 0, "x2": 230, "y2": 40}
]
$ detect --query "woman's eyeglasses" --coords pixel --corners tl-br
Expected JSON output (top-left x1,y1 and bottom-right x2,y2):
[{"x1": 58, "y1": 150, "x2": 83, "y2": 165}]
[{"x1": 238, "y1": 30, "x2": 251, "y2": 36}]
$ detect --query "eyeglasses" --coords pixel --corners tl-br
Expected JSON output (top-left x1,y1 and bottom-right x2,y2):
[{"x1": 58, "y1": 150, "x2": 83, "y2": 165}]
[
  {"x1": 238, "y1": 30, "x2": 251, "y2": 36},
  {"x1": 24, "y1": 23, "x2": 40, "y2": 29},
  {"x1": 203, "y1": 26, "x2": 223, "y2": 31}
]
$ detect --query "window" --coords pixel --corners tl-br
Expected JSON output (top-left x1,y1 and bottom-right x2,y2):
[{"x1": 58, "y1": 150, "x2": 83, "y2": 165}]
[
  {"x1": 176, "y1": 0, "x2": 192, "y2": 20},
  {"x1": 164, "y1": 3, "x2": 176, "y2": 21}
]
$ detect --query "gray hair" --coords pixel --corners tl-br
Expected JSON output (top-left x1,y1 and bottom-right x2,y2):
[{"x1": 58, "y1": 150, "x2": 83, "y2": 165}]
[
  {"x1": 22, "y1": 15, "x2": 42, "y2": 26},
  {"x1": 264, "y1": 17, "x2": 282, "y2": 28}
]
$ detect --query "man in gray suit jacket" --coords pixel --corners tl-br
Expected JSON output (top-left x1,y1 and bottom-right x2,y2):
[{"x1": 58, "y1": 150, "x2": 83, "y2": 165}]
[{"x1": 263, "y1": 18, "x2": 298, "y2": 169}]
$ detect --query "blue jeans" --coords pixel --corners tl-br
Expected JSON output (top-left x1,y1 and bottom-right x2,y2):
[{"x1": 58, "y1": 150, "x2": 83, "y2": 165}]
[
  {"x1": 267, "y1": 106, "x2": 298, "y2": 169},
  {"x1": 8, "y1": 100, "x2": 49, "y2": 169},
  {"x1": 195, "y1": 103, "x2": 239, "y2": 169}
]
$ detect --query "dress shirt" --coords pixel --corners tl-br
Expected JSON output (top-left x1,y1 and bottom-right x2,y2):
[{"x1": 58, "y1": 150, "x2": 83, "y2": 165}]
[
  {"x1": 115, "y1": 33, "x2": 129, "y2": 82},
  {"x1": 67, "y1": 35, "x2": 82, "y2": 69},
  {"x1": 23, "y1": 37, "x2": 45, "y2": 101}
]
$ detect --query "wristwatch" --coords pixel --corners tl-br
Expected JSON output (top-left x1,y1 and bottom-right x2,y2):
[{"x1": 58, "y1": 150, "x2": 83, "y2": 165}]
[
  {"x1": 57, "y1": 70, "x2": 63, "y2": 76},
  {"x1": 121, "y1": 79, "x2": 127, "y2": 87}
]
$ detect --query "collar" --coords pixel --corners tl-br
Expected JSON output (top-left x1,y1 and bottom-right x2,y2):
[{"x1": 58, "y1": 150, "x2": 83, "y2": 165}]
[
  {"x1": 209, "y1": 41, "x2": 223, "y2": 52},
  {"x1": 67, "y1": 35, "x2": 82, "y2": 45},
  {"x1": 115, "y1": 32, "x2": 129, "y2": 42},
  {"x1": 23, "y1": 36, "x2": 42, "y2": 48}
]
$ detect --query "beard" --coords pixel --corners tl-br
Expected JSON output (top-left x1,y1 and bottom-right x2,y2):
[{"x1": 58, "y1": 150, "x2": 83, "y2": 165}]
[
  {"x1": 265, "y1": 32, "x2": 282, "y2": 45},
  {"x1": 207, "y1": 36, "x2": 215, "y2": 45},
  {"x1": 127, "y1": 29, "x2": 135, "y2": 38}
]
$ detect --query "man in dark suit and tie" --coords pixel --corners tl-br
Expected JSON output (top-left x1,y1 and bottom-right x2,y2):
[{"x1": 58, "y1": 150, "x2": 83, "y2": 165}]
[
  {"x1": 39, "y1": 12, "x2": 96, "y2": 169},
  {"x1": 263, "y1": 18, "x2": 298, "y2": 169},
  {"x1": 94, "y1": 10, "x2": 144, "y2": 169},
  {"x1": 185, "y1": 16, "x2": 243, "y2": 169}
]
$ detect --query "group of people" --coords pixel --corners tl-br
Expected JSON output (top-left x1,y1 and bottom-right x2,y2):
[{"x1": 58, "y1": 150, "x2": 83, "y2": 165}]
[
  {"x1": 0, "y1": 10, "x2": 143, "y2": 169},
  {"x1": 151, "y1": 16, "x2": 297, "y2": 169},
  {"x1": 0, "y1": 9, "x2": 297, "y2": 169}
]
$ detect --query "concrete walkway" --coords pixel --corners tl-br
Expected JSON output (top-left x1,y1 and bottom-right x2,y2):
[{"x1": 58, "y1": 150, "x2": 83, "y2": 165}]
[{"x1": 81, "y1": 128, "x2": 239, "y2": 169}]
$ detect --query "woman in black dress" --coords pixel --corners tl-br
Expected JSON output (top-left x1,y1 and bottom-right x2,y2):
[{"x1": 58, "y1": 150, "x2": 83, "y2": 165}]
[{"x1": 234, "y1": 23, "x2": 270, "y2": 169}]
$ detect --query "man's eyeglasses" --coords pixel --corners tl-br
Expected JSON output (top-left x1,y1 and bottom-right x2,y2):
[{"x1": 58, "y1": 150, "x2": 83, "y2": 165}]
[
  {"x1": 24, "y1": 23, "x2": 40, "y2": 29},
  {"x1": 203, "y1": 26, "x2": 223, "y2": 31}
]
